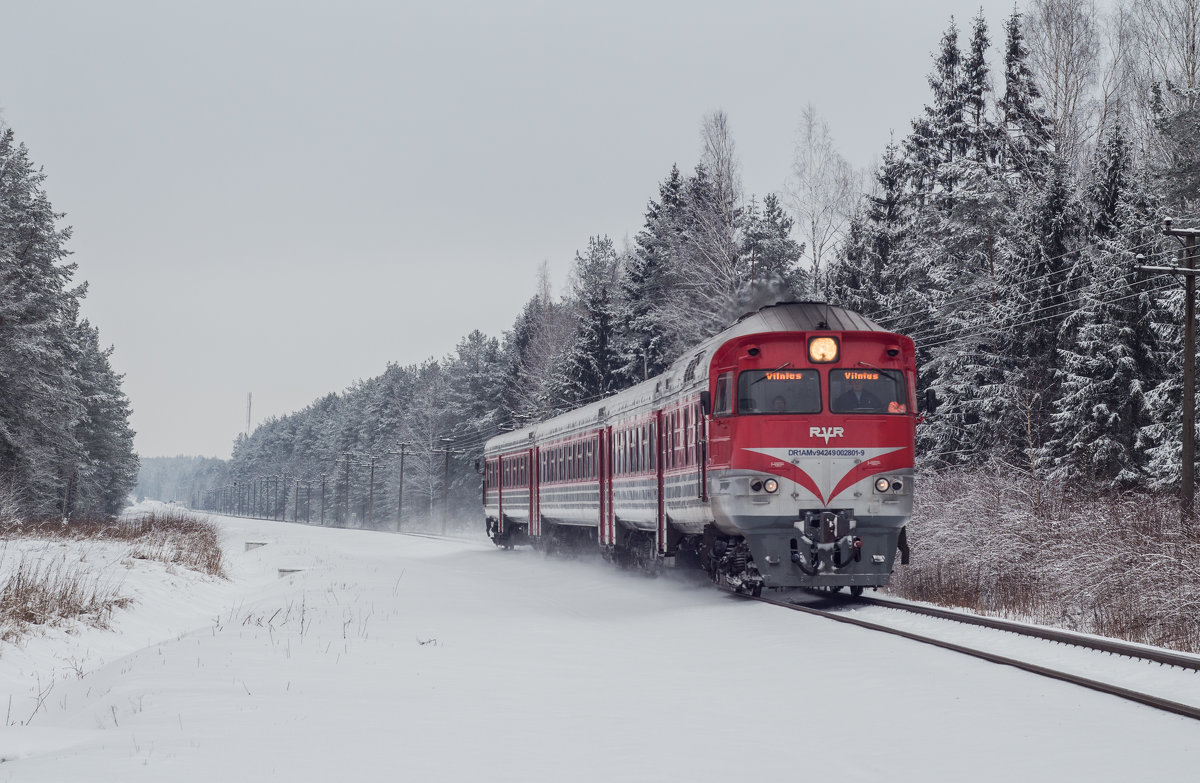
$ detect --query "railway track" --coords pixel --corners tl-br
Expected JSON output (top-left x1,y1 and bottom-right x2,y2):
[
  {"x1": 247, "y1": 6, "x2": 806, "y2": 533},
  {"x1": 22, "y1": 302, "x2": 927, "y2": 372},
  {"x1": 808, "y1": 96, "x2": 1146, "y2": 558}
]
[{"x1": 753, "y1": 591, "x2": 1200, "y2": 721}]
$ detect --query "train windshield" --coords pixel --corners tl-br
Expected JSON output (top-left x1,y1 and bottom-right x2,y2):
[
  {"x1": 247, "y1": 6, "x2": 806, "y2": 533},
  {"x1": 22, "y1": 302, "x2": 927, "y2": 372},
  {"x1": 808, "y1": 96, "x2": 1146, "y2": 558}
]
[
  {"x1": 829, "y1": 369, "x2": 907, "y2": 414},
  {"x1": 737, "y1": 369, "x2": 821, "y2": 414}
]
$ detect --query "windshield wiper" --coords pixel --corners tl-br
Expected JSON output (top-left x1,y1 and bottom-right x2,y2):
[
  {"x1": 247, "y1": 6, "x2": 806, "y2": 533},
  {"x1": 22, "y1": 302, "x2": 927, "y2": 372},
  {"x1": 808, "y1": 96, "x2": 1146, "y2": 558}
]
[{"x1": 751, "y1": 361, "x2": 792, "y2": 384}]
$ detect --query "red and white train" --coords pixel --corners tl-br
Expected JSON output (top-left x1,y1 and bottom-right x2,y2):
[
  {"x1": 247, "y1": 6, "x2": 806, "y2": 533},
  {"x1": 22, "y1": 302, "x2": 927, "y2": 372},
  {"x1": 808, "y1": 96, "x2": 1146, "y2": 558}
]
[{"x1": 483, "y1": 302, "x2": 925, "y2": 595}]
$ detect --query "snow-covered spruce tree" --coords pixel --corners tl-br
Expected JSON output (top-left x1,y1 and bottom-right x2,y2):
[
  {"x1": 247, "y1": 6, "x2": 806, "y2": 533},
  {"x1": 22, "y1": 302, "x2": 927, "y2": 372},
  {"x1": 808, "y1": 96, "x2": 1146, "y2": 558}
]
[
  {"x1": 440, "y1": 330, "x2": 506, "y2": 515},
  {"x1": 0, "y1": 126, "x2": 137, "y2": 519},
  {"x1": 614, "y1": 165, "x2": 685, "y2": 387},
  {"x1": 444, "y1": 330, "x2": 504, "y2": 442},
  {"x1": 963, "y1": 11, "x2": 1000, "y2": 166},
  {"x1": 0, "y1": 129, "x2": 81, "y2": 516},
  {"x1": 871, "y1": 16, "x2": 1000, "y2": 466},
  {"x1": 498, "y1": 265, "x2": 573, "y2": 425},
  {"x1": 997, "y1": 8, "x2": 1055, "y2": 180},
  {"x1": 739, "y1": 193, "x2": 808, "y2": 299},
  {"x1": 1045, "y1": 117, "x2": 1168, "y2": 490},
  {"x1": 68, "y1": 317, "x2": 139, "y2": 516},
  {"x1": 903, "y1": 18, "x2": 967, "y2": 209},
  {"x1": 665, "y1": 163, "x2": 744, "y2": 340},
  {"x1": 911, "y1": 13, "x2": 1025, "y2": 467},
  {"x1": 826, "y1": 142, "x2": 911, "y2": 319},
  {"x1": 552, "y1": 236, "x2": 621, "y2": 409},
  {"x1": 994, "y1": 153, "x2": 1087, "y2": 469}
]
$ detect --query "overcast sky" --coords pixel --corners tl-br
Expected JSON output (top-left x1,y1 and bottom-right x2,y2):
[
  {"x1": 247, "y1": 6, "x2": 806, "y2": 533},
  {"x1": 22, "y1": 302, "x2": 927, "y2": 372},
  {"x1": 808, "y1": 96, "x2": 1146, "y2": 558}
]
[{"x1": 1, "y1": 0, "x2": 1022, "y2": 458}]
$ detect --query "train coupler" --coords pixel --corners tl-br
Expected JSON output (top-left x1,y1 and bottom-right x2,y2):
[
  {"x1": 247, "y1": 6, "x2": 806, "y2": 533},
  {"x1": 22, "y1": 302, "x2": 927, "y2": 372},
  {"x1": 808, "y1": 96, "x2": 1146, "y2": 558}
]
[{"x1": 791, "y1": 511, "x2": 861, "y2": 574}]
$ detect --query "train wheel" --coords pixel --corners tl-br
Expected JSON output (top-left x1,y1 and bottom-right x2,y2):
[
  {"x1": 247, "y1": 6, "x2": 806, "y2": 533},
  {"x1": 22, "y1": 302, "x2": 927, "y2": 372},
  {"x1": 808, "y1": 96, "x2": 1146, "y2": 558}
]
[{"x1": 850, "y1": 586, "x2": 864, "y2": 597}]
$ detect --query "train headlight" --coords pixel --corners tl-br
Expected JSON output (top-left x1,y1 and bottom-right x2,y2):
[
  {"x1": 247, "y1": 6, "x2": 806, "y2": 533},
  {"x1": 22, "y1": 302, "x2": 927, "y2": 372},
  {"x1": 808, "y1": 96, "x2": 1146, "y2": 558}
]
[
  {"x1": 764, "y1": 479, "x2": 779, "y2": 493},
  {"x1": 874, "y1": 477, "x2": 891, "y2": 493},
  {"x1": 808, "y1": 336, "x2": 839, "y2": 363}
]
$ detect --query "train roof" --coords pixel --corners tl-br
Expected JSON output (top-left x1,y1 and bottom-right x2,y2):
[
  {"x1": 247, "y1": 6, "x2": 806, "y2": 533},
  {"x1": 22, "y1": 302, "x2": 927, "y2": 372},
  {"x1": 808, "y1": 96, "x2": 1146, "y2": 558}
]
[
  {"x1": 728, "y1": 300, "x2": 883, "y2": 333},
  {"x1": 484, "y1": 301, "x2": 891, "y2": 455}
]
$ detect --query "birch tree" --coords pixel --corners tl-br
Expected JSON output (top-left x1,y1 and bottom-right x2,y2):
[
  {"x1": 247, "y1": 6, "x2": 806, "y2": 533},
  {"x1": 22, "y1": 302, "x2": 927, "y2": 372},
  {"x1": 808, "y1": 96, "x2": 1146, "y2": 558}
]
[{"x1": 787, "y1": 104, "x2": 858, "y2": 283}]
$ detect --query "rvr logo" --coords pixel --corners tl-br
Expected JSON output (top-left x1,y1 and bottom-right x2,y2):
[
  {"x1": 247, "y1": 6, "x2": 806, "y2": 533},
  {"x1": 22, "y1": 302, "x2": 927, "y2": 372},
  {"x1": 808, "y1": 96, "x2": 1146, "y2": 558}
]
[{"x1": 810, "y1": 426, "x2": 845, "y2": 444}]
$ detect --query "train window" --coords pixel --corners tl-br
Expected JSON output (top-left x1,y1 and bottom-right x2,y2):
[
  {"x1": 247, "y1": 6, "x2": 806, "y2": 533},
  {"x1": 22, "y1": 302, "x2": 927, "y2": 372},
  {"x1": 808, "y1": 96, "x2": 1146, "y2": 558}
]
[
  {"x1": 668, "y1": 414, "x2": 675, "y2": 468},
  {"x1": 686, "y1": 403, "x2": 696, "y2": 465},
  {"x1": 677, "y1": 413, "x2": 684, "y2": 468},
  {"x1": 829, "y1": 369, "x2": 907, "y2": 414},
  {"x1": 713, "y1": 372, "x2": 733, "y2": 417},
  {"x1": 737, "y1": 369, "x2": 821, "y2": 414}
]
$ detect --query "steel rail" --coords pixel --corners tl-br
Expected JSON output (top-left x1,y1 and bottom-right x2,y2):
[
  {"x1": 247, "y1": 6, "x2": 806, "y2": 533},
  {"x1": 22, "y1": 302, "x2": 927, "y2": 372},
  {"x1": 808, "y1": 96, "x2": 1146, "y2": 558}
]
[
  {"x1": 751, "y1": 593, "x2": 1200, "y2": 722},
  {"x1": 848, "y1": 593, "x2": 1200, "y2": 671}
]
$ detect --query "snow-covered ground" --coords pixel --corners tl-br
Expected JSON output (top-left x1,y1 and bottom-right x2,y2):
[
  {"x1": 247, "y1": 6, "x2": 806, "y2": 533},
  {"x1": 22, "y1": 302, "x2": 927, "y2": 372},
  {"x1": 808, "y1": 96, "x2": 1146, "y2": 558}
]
[{"x1": 1, "y1": 512, "x2": 1198, "y2": 781}]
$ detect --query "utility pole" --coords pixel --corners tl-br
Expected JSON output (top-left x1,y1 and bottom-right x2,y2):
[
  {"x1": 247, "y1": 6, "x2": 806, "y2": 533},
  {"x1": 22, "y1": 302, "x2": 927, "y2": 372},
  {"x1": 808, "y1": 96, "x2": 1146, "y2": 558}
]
[
  {"x1": 320, "y1": 474, "x2": 326, "y2": 525},
  {"x1": 343, "y1": 453, "x2": 351, "y2": 526},
  {"x1": 367, "y1": 455, "x2": 377, "y2": 528},
  {"x1": 396, "y1": 443, "x2": 408, "y2": 532},
  {"x1": 1138, "y1": 219, "x2": 1200, "y2": 520},
  {"x1": 435, "y1": 438, "x2": 456, "y2": 535}
]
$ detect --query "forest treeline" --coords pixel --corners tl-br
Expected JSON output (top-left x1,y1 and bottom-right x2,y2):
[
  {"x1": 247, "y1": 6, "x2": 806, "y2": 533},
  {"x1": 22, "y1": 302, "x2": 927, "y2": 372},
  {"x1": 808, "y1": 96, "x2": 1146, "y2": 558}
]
[
  {"x1": 164, "y1": 1, "x2": 1199, "y2": 527},
  {"x1": 0, "y1": 127, "x2": 139, "y2": 520}
]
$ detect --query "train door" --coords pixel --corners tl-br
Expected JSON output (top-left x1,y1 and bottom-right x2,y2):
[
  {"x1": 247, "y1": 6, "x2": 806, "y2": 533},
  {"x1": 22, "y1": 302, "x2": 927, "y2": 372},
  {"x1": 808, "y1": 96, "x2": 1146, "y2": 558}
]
[
  {"x1": 601, "y1": 426, "x2": 614, "y2": 547},
  {"x1": 707, "y1": 369, "x2": 734, "y2": 466},
  {"x1": 528, "y1": 447, "x2": 538, "y2": 537},
  {"x1": 496, "y1": 455, "x2": 504, "y2": 535},
  {"x1": 655, "y1": 410, "x2": 666, "y2": 555},
  {"x1": 696, "y1": 398, "x2": 708, "y2": 502}
]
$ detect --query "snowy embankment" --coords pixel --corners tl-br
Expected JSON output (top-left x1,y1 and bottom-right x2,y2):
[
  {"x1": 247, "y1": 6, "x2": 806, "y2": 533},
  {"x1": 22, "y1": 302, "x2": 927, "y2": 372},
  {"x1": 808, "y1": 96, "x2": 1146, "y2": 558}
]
[{"x1": 1, "y1": 512, "x2": 1198, "y2": 781}]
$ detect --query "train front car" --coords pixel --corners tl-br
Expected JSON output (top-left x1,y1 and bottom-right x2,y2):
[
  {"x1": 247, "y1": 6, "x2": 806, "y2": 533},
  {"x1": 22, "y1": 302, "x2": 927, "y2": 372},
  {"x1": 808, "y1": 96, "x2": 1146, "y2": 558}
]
[{"x1": 704, "y1": 305, "x2": 916, "y2": 595}]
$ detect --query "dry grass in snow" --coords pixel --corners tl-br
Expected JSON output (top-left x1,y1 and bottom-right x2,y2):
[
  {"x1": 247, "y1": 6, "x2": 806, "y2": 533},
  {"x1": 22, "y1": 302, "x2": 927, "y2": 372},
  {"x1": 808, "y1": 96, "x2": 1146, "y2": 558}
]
[
  {"x1": 0, "y1": 509, "x2": 225, "y2": 641},
  {"x1": 891, "y1": 466, "x2": 1200, "y2": 653}
]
